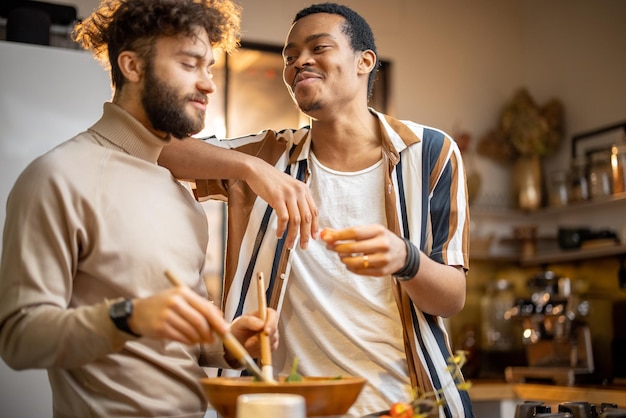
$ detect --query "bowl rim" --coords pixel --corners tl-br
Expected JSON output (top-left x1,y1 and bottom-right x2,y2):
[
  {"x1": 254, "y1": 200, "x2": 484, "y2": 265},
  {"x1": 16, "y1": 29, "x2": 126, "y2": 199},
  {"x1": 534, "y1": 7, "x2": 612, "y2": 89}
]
[{"x1": 200, "y1": 375, "x2": 366, "y2": 387}]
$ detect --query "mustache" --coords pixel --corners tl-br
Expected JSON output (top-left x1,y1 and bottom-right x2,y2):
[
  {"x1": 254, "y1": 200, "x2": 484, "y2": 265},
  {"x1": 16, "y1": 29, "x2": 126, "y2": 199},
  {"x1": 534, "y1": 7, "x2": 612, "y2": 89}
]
[
  {"x1": 187, "y1": 93, "x2": 208, "y2": 104},
  {"x1": 292, "y1": 68, "x2": 323, "y2": 89}
]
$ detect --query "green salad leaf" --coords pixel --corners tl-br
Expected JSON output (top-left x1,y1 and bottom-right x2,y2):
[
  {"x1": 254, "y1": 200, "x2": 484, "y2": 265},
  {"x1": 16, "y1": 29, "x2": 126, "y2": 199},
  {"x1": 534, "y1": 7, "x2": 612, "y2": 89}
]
[{"x1": 285, "y1": 357, "x2": 303, "y2": 382}]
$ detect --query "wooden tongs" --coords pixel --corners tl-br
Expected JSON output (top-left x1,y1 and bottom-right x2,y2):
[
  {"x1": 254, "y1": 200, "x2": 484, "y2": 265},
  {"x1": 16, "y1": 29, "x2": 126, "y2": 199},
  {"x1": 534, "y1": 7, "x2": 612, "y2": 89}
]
[
  {"x1": 164, "y1": 270, "x2": 275, "y2": 384},
  {"x1": 256, "y1": 272, "x2": 275, "y2": 382}
]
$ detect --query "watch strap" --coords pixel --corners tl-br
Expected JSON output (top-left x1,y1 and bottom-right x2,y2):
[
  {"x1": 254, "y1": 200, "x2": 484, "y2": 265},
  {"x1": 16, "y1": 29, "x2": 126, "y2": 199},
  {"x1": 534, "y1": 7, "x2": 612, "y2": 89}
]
[{"x1": 109, "y1": 298, "x2": 141, "y2": 337}]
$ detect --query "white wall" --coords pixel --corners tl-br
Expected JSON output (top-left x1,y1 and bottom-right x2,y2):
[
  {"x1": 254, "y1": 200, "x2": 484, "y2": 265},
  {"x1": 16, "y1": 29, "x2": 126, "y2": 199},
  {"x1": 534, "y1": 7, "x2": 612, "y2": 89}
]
[
  {"x1": 522, "y1": 1, "x2": 626, "y2": 168},
  {"x1": 0, "y1": 41, "x2": 113, "y2": 417}
]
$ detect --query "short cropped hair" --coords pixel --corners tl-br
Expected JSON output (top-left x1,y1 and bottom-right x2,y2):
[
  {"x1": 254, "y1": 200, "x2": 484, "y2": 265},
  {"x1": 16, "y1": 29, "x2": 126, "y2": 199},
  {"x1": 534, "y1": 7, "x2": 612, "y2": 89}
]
[{"x1": 294, "y1": 2, "x2": 379, "y2": 97}]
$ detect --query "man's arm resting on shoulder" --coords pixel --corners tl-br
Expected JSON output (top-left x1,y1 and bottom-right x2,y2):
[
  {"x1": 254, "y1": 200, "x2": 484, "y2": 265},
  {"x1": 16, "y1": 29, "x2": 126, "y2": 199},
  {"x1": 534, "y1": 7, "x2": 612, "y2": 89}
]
[{"x1": 159, "y1": 137, "x2": 318, "y2": 249}]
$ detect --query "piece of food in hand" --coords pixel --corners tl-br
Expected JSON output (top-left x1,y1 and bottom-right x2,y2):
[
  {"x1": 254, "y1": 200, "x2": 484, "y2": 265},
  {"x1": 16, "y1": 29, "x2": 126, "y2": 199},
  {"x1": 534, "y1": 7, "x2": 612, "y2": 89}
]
[
  {"x1": 320, "y1": 227, "x2": 358, "y2": 243},
  {"x1": 320, "y1": 228, "x2": 337, "y2": 242},
  {"x1": 388, "y1": 402, "x2": 414, "y2": 418}
]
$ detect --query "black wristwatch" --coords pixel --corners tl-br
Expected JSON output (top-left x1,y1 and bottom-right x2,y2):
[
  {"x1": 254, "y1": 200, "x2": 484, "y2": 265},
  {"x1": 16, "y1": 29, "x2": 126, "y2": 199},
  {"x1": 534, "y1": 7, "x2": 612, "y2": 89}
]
[{"x1": 109, "y1": 299, "x2": 141, "y2": 337}]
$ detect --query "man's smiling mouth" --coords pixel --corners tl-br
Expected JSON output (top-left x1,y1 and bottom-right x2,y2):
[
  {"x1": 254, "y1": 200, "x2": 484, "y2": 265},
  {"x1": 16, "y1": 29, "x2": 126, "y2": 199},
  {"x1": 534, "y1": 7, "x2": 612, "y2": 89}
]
[{"x1": 293, "y1": 70, "x2": 323, "y2": 89}]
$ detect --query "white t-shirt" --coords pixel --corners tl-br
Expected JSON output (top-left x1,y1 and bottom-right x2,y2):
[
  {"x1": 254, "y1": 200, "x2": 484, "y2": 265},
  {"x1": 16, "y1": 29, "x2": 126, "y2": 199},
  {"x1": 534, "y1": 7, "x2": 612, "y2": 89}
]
[{"x1": 275, "y1": 152, "x2": 413, "y2": 416}]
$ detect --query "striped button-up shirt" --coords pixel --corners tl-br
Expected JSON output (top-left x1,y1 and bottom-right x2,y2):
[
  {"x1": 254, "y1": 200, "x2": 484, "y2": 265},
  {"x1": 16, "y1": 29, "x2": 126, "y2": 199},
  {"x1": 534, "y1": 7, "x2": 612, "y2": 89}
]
[{"x1": 195, "y1": 109, "x2": 473, "y2": 417}]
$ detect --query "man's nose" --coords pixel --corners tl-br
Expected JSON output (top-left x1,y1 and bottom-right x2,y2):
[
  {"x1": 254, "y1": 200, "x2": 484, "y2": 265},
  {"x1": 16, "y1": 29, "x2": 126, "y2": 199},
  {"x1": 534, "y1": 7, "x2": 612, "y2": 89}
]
[
  {"x1": 198, "y1": 72, "x2": 216, "y2": 94},
  {"x1": 293, "y1": 51, "x2": 315, "y2": 69}
]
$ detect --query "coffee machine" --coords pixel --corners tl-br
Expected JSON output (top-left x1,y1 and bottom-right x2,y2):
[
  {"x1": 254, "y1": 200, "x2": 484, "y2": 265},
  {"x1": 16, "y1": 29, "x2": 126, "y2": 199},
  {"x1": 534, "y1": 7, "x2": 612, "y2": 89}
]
[{"x1": 505, "y1": 271, "x2": 594, "y2": 386}]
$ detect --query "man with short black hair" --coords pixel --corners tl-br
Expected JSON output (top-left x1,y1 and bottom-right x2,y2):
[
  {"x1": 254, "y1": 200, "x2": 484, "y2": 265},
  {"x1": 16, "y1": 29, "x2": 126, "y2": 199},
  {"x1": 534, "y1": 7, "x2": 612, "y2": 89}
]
[{"x1": 160, "y1": 3, "x2": 474, "y2": 416}]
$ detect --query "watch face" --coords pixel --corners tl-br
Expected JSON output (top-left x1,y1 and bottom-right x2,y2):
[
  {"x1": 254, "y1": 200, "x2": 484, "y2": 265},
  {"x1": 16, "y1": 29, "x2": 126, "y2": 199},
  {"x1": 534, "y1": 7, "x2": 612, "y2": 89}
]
[
  {"x1": 111, "y1": 300, "x2": 131, "y2": 319},
  {"x1": 110, "y1": 299, "x2": 139, "y2": 337}
]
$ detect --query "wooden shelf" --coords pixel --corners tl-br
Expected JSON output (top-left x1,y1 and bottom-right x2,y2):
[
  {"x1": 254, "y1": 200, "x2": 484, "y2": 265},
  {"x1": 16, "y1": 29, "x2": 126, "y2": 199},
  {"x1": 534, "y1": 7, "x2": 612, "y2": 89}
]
[
  {"x1": 471, "y1": 191, "x2": 626, "y2": 219},
  {"x1": 470, "y1": 194, "x2": 626, "y2": 266},
  {"x1": 519, "y1": 243, "x2": 626, "y2": 266},
  {"x1": 472, "y1": 243, "x2": 626, "y2": 266}
]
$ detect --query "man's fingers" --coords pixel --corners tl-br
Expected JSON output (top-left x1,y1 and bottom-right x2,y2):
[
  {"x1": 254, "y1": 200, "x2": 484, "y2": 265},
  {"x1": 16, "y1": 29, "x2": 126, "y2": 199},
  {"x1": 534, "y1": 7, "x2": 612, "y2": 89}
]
[
  {"x1": 173, "y1": 293, "x2": 218, "y2": 342},
  {"x1": 274, "y1": 203, "x2": 289, "y2": 240},
  {"x1": 296, "y1": 199, "x2": 312, "y2": 250},
  {"x1": 166, "y1": 312, "x2": 206, "y2": 344},
  {"x1": 306, "y1": 193, "x2": 319, "y2": 240},
  {"x1": 333, "y1": 242, "x2": 360, "y2": 254},
  {"x1": 275, "y1": 197, "x2": 315, "y2": 251},
  {"x1": 285, "y1": 199, "x2": 302, "y2": 250}
]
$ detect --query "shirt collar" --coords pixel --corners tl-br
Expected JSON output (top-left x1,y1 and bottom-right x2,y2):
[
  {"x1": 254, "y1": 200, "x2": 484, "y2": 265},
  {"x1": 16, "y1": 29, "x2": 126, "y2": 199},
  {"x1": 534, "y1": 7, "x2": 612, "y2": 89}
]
[
  {"x1": 89, "y1": 102, "x2": 168, "y2": 163},
  {"x1": 290, "y1": 108, "x2": 422, "y2": 166}
]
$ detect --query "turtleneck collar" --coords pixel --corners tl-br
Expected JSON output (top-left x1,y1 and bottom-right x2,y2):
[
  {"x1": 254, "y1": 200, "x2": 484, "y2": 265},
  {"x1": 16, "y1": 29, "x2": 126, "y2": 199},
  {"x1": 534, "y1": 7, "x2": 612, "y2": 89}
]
[{"x1": 89, "y1": 102, "x2": 170, "y2": 164}]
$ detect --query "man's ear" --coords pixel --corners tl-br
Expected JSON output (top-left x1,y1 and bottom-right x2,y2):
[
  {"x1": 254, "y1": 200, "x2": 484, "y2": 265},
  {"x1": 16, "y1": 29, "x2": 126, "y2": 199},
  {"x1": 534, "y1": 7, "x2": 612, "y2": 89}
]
[
  {"x1": 358, "y1": 49, "x2": 377, "y2": 75},
  {"x1": 118, "y1": 50, "x2": 144, "y2": 83}
]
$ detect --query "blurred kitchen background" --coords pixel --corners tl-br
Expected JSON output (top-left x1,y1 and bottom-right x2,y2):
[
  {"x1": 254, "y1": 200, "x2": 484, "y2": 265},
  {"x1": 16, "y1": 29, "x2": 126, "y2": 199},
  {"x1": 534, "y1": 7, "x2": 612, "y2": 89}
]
[{"x1": 1, "y1": 0, "x2": 626, "y2": 416}]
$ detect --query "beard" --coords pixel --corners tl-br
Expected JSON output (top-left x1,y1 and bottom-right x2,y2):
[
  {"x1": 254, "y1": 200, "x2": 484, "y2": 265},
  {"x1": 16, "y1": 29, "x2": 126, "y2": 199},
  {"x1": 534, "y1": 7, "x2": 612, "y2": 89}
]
[
  {"x1": 141, "y1": 63, "x2": 206, "y2": 139},
  {"x1": 288, "y1": 85, "x2": 323, "y2": 114},
  {"x1": 297, "y1": 98, "x2": 323, "y2": 114},
  {"x1": 287, "y1": 69, "x2": 325, "y2": 114}
]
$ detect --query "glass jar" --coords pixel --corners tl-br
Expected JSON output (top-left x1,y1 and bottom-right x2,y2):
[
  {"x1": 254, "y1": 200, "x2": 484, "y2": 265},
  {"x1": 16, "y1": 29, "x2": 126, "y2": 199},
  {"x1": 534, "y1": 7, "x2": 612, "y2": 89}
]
[
  {"x1": 480, "y1": 279, "x2": 516, "y2": 351},
  {"x1": 569, "y1": 156, "x2": 589, "y2": 202},
  {"x1": 548, "y1": 169, "x2": 570, "y2": 207},
  {"x1": 588, "y1": 149, "x2": 613, "y2": 198},
  {"x1": 611, "y1": 144, "x2": 626, "y2": 194},
  {"x1": 513, "y1": 155, "x2": 542, "y2": 211}
]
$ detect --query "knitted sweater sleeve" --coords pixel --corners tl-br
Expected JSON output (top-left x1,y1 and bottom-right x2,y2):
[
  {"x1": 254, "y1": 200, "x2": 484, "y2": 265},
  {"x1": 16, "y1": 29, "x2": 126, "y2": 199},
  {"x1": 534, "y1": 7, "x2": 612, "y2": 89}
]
[{"x1": 0, "y1": 152, "x2": 129, "y2": 369}]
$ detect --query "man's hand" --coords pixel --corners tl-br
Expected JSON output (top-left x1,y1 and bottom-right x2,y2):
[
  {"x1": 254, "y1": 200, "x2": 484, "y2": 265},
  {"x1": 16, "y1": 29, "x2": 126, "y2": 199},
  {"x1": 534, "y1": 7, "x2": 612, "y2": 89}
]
[
  {"x1": 129, "y1": 287, "x2": 227, "y2": 344},
  {"x1": 244, "y1": 158, "x2": 318, "y2": 250},
  {"x1": 128, "y1": 286, "x2": 279, "y2": 358},
  {"x1": 158, "y1": 138, "x2": 318, "y2": 250},
  {"x1": 229, "y1": 308, "x2": 279, "y2": 359},
  {"x1": 321, "y1": 226, "x2": 467, "y2": 317},
  {"x1": 320, "y1": 225, "x2": 406, "y2": 276}
]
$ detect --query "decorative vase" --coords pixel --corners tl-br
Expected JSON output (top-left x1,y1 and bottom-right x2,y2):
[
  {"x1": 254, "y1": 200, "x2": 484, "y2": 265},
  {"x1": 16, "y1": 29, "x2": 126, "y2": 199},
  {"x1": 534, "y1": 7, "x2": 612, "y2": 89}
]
[{"x1": 513, "y1": 155, "x2": 542, "y2": 211}]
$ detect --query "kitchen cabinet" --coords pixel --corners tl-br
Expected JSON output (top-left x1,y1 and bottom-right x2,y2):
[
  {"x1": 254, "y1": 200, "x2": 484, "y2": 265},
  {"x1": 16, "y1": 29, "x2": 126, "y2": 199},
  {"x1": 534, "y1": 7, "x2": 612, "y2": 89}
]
[{"x1": 470, "y1": 192, "x2": 626, "y2": 266}]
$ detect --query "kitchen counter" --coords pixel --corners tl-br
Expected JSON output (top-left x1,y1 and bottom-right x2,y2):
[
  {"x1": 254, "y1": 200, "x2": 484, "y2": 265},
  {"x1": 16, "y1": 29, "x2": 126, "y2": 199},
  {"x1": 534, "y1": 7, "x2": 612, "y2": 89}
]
[
  {"x1": 469, "y1": 380, "x2": 626, "y2": 405},
  {"x1": 468, "y1": 381, "x2": 626, "y2": 418}
]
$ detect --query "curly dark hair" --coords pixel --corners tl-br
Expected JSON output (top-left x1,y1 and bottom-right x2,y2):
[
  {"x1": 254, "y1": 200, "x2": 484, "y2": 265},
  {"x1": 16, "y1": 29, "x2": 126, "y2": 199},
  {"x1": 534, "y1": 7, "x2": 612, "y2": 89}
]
[
  {"x1": 73, "y1": 0, "x2": 241, "y2": 89},
  {"x1": 294, "y1": 3, "x2": 379, "y2": 97}
]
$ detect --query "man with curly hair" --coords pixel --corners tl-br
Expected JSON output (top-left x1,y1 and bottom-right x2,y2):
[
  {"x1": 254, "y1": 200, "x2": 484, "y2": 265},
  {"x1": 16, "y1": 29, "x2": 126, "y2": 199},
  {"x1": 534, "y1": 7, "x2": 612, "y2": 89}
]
[{"x1": 0, "y1": 0, "x2": 319, "y2": 416}]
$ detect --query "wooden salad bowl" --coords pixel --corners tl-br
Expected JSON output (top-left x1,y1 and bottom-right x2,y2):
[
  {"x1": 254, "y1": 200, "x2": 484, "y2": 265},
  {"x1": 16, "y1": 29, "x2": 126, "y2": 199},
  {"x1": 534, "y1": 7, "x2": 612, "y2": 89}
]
[{"x1": 201, "y1": 375, "x2": 366, "y2": 418}]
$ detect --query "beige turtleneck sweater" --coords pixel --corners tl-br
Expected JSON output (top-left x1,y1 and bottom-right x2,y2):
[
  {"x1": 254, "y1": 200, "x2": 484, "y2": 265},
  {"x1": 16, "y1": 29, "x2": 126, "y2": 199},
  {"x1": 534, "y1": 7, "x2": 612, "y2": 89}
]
[{"x1": 0, "y1": 103, "x2": 227, "y2": 417}]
